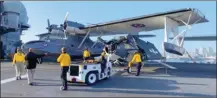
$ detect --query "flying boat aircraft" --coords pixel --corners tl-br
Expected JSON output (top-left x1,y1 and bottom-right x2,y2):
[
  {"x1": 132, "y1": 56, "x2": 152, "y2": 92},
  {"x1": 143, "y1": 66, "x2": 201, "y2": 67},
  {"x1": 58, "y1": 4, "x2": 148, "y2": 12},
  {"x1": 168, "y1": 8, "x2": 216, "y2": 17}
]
[{"x1": 21, "y1": 8, "x2": 208, "y2": 63}]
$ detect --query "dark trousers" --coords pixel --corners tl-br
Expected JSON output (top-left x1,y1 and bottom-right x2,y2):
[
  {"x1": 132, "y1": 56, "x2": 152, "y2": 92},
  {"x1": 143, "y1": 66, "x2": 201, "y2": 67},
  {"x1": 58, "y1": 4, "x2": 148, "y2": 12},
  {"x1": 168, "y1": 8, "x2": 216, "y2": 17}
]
[
  {"x1": 101, "y1": 62, "x2": 106, "y2": 73},
  {"x1": 61, "y1": 66, "x2": 69, "y2": 89},
  {"x1": 135, "y1": 62, "x2": 142, "y2": 76},
  {"x1": 101, "y1": 58, "x2": 107, "y2": 73}
]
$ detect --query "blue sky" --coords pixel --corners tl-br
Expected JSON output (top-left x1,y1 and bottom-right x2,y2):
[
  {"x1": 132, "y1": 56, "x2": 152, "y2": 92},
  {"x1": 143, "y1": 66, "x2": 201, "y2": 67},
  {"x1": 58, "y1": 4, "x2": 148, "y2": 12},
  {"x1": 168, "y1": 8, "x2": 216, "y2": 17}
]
[{"x1": 21, "y1": 1, "x2": 216, "y2": 53}]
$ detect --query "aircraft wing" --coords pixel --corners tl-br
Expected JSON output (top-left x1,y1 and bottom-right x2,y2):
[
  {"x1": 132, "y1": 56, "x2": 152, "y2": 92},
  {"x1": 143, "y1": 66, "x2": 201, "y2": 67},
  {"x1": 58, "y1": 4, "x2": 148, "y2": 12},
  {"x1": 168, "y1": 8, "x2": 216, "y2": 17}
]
[
  {"x1": 80, "y1": 8, "x2": 208, "y2": 36},
  {"x1": 136, "y1": 34, "x2": 156, "y2": 38},
  {"x1": 35, "y1": 33, "x2": 51, "y2": 37},
  {"x1": 169, "y1": 36, "x2": 216, "y2": 41}
]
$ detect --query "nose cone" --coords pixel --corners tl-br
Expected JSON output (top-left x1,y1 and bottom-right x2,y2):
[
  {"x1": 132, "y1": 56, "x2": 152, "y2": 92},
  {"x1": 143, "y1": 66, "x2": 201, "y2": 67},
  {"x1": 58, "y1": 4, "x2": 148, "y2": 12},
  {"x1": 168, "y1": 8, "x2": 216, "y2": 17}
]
[
  {"x1": 21, "y1": 42, "x2": 29, "y2": 53},
  {"x1": 21, "y1": 40, "x2": 47, "y2": 54}
]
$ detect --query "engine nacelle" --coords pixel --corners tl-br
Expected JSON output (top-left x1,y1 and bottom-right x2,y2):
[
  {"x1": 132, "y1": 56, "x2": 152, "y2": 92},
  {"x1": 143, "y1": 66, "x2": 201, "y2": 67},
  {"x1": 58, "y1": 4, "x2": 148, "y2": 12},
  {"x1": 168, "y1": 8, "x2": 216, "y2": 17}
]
[{"x1": 65, "y1": 26, "x2": 86, "y2": 35}]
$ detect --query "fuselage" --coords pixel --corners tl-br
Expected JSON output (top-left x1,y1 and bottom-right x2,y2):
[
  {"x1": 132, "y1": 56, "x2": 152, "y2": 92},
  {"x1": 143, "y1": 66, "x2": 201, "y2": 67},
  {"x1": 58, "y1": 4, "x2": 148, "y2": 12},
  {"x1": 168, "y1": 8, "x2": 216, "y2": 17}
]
[
  {"x1": 21, "y1": 34, "x2": 163, "y2": 62},
  {"x1": 21, "y1": 19, "x2": 162, "y2": 62},
  {"x1": 21, "y1": 35, "x2": 104, "y2": 61}
]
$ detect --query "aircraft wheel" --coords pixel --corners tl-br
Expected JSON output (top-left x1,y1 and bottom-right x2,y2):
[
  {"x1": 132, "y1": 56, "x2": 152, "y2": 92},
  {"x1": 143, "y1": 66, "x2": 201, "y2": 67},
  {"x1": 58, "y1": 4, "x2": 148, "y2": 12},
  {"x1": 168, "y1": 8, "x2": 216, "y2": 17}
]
[{"x1": 85, "y1": 72, "x2": 98, "y2": 85}]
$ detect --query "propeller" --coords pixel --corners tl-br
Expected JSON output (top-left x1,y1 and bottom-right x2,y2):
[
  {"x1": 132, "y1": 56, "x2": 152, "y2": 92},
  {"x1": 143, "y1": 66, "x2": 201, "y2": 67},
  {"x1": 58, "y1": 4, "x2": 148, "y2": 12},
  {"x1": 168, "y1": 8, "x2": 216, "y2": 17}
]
[
  {"x1": 63, "y1": 12, "x2": 69, "y2": 30},
  {"x1": 96, "y1": 36, "x2": 128, "y2": 54},
  {"x1": 61, "y1": 12, "x2": 69, "y2": 40},
  {"x1": 47, "y1": 19, "x2": 52, "y2": 33}
]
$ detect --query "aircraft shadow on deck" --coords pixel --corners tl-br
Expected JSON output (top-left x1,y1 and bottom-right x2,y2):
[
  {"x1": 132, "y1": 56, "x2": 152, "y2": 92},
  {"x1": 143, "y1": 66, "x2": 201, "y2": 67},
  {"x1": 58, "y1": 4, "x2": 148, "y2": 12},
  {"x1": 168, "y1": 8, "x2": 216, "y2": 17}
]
[
  {"x1": 118, "y1": 66, "x2": 216, "y2": 79},
  {"x1": 28, "y1": 72, "x2": 215, "y2": 97},
  {"x1": 33, "y1": 78, "x2": 87, "y2": 86},
  {"x1": 33, "y1": 83, "x2": 62, "y2": 86},
  {"x1": 143, "y1": 62, "x2": 216, "y2": 79},
  {"x1": 153, "y1": 68, "x2": 216, "y2": 79},
  {"x1": 67, "y1": 76, "x2": 214, "y2": 97}
]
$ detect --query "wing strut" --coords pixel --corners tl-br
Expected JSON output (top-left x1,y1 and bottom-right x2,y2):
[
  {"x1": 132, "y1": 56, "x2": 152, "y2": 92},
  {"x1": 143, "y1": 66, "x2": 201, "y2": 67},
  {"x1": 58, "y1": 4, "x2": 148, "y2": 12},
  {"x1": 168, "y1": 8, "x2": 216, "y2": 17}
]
[
  {"x1": 78, "y1": 29, "x2": 91, "y2": 49},
  {"x1": 91, "y1": 28, "x2": 104, "y2": 48},
  {"x1": 185, "y1": 50, "x2": 196, "y2": 63},
  {"x1": 163, "y1": 9, "x2": 205, "y2": 63}
]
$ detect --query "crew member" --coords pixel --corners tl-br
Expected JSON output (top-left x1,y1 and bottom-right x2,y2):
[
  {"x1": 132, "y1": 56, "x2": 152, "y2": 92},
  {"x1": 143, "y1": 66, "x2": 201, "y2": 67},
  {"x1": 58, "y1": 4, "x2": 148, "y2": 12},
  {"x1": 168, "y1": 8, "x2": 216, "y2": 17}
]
[
  {"x1": 12, "y1": 48, "x2": 25, "y2": 80},
  {"x1": 83, "y1": 48, "x2": 91, "y2": 63},
  {"x1": 128, "y1": 51, "x2": 142, "y2": 76},
  {"x1": 57, "y1": 47, "x2": 71, "y2": 91},
  {"x1": 100, "y1": 48, "x2": 107, "y2": 74},
  {"x1": 25, "y1": 48, "x2": 47, "y2": 85}
]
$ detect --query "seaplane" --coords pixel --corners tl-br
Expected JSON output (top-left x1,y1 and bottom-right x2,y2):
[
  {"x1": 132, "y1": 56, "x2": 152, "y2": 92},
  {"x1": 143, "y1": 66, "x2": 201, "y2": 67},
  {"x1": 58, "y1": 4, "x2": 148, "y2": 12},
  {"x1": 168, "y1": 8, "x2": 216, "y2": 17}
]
[{"x1": 21, "y1": 8, "x2": 209, "y2": 66}]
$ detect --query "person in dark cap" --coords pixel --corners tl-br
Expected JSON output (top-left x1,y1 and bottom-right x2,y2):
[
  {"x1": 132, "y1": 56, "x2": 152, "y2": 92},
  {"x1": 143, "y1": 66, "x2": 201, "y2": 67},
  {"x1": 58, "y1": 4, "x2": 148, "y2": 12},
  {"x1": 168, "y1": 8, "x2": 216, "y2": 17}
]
[{"x1": 57, "y1": 47, "x2": 71, "y2": 91}]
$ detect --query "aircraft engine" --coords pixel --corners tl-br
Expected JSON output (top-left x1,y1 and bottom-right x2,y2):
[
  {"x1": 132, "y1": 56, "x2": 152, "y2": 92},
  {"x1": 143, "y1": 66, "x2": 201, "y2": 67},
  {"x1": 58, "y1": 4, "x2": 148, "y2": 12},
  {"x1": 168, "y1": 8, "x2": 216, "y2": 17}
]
[
  {"x1": 46, "y1": 18, "x2": 86, "y2": 36},
  {"x1": 60, "y1": 12, "x2": 87, "y2": 36},
  {"x1": 65, "y1": 26, "x2": 86, "y2": 35}
]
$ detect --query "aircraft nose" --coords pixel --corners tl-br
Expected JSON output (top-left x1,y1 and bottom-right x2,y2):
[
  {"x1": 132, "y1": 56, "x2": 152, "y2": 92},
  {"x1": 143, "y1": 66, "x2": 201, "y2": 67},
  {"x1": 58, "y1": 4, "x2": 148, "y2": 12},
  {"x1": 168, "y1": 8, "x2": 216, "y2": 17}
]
[
  {"x1": 21, "y1": 43, "x2": 29, "y2": 52},
  {"x1": 21, "y1": 43, "x2": 25, "y2": 50}
]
